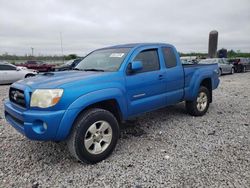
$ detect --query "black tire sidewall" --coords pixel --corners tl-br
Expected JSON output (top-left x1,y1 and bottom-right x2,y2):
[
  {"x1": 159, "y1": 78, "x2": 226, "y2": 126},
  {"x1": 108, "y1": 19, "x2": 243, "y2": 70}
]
[
  {"x1": 74, "y1": 109, "x2": 119, "y2": 163},
  {"x1": 25, "y1": 74, "x2": 34, "y2": 78}
]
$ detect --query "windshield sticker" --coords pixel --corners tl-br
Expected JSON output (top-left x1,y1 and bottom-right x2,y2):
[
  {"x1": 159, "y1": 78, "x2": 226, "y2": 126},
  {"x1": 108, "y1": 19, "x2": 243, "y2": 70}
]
[{"x1": 110, "y1": 53, "x2": 124, "y2": 58}]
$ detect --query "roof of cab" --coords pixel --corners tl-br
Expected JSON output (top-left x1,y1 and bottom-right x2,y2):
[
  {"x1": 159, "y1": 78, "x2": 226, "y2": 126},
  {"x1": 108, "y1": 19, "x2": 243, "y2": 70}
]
[{"x1": 99, "y1": 43, "x2": 172, "y2": 50}]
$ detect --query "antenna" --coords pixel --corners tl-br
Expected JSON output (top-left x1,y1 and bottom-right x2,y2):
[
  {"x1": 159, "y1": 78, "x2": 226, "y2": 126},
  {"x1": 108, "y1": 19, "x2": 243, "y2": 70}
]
[{"x1": 60, "y1": 32, "x2": 64, "y2": 63}]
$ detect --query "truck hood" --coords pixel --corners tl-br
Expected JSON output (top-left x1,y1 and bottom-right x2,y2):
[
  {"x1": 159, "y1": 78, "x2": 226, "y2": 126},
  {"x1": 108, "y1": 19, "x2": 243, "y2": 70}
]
[{"x1": 16, "y1": 71, "x2": 104, "y2": 89}]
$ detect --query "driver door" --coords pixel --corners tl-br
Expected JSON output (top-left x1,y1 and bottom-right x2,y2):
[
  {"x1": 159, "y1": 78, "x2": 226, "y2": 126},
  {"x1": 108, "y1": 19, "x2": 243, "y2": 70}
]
[{"x1": 125, "y1": 48, "x2": 166, "y2": 116}]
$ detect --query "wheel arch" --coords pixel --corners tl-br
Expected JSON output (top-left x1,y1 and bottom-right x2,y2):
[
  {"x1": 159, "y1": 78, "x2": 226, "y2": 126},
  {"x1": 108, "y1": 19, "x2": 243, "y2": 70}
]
[
  {"x1": 25, "y1": 73, "x2": 35, "y2": 78},
  {"x1": 55, "y1": 88, "x2": 127, "y2": 140},
  {"x1": 200, "y1": 78, "x2": 212, "y2": 103}
]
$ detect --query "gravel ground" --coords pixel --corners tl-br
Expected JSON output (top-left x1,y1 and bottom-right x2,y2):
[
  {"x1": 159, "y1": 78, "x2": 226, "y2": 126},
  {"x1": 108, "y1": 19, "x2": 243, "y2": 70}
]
[{"x1": 0, "y1": 73, "x2": 249, "y2": 187}]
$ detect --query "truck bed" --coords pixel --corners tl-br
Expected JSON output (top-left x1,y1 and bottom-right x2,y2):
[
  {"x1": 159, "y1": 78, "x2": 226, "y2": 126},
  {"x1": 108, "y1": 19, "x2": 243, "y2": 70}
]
[{"x1": 182, "y1": 63, "x2": 219, "y2": 101}]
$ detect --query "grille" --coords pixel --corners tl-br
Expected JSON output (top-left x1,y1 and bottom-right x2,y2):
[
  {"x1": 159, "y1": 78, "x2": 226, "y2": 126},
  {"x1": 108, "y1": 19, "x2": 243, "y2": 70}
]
[{"x1": 9, "y1": 87, "x2": 26, "y2": 108}]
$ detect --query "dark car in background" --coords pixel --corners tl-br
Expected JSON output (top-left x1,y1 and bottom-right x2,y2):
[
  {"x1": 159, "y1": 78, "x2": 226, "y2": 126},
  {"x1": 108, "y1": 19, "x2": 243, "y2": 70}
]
[
  {"x1": 228, "y1": 58, "x2": 250, "y2": 73},
  {"x1": 19, "y1": 60, "x2": 55, "y2": 72},
  {"x1": 55, "y1": 58, "x2": 83, "y2": 71}
]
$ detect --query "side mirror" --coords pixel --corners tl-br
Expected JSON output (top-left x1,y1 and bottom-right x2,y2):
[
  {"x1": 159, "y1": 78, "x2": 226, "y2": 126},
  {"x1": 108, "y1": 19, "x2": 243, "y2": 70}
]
[
  {"x1": 16, "y1": 67, "x2": 21, "y2": 71},
  {"x1": 130, "y1": 61, "x2": 143, "y2": 72}
]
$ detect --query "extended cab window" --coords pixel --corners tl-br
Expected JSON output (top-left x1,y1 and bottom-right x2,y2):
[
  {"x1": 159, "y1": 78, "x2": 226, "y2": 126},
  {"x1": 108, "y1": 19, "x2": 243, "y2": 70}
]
[
  {"x1": 133, "y1": 49, "x2": 160, "y2": 73},
  {"x1": 162, "y1": 47, "x2": 177, "y2": 68}
]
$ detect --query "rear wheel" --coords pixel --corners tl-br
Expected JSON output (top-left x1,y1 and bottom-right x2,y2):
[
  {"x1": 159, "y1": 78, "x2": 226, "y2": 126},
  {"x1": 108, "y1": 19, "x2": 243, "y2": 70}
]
[
  {"x1": 186, "y1": 86, "x2": 210, "y2": 116},
  {"x1": 67, "y1": 108, "x2": 119, "y2": 164}
]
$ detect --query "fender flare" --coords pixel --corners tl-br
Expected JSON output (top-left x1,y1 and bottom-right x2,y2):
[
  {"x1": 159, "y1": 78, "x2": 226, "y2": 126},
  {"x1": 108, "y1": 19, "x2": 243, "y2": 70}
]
[
  {"x1": 55, "y1": 88, "x2": 127, "y2": 140},
  {"x1": 185, "y1": 71, "x2": 212, "y2": 101}
]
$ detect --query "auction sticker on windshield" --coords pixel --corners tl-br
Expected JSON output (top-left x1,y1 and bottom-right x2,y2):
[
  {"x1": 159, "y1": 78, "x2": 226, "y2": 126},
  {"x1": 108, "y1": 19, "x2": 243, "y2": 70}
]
[{"x1": 110, "y1": 53, "x2": 124, "y2": 58}]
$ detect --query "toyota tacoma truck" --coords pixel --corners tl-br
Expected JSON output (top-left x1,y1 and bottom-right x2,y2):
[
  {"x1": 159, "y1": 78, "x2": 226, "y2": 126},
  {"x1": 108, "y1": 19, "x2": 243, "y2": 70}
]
[{"x1": 4, "y1": 43, "x2": 220, "y2": 163}]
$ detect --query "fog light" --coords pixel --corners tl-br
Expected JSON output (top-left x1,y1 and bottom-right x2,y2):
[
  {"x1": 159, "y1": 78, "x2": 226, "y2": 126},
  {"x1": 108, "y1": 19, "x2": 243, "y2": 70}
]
[
  {"x1": 32, "y1": 120, "x2": 47, "y2": 134},
  {"x1": 43, "y1": 122, "x2": 48, "y2": 130}
]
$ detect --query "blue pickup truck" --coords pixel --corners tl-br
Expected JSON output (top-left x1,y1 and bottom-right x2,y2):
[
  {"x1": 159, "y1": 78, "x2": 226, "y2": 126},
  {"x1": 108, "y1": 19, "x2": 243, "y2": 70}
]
[{"x1": 4, "y1": 43, "x2": 220, "y2": 163}]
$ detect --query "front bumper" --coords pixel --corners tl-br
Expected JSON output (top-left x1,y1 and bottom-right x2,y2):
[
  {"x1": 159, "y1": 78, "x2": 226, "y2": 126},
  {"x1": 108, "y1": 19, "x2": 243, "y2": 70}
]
[{"x1": 4, "y1": 100, "x2": 66, "y2": 141}]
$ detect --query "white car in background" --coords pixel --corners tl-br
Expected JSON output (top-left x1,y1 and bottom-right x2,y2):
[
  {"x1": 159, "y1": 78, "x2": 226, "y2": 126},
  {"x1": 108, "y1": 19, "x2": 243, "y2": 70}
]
[
  {"x1": 0, "y1": 61, "x2": 38, "y2": 84},
  {"x1": 199, "y1": 58, "x2": 234, "y2": 76}
]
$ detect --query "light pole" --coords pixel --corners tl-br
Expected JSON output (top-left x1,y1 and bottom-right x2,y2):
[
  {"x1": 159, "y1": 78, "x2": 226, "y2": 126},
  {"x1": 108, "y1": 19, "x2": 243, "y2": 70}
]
[
  {"x1": 60, "y1": 32, "x2": 64, "y2": 63},
  {"x1": 31, "y1": 47, "x2": 34, "y2": 57}
]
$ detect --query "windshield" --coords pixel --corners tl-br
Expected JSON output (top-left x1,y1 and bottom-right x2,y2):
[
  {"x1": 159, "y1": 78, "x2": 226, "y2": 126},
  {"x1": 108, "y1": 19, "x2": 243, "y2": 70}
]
[{"x1": 76, "y1": 48, "x2": 131, "y2": 71}]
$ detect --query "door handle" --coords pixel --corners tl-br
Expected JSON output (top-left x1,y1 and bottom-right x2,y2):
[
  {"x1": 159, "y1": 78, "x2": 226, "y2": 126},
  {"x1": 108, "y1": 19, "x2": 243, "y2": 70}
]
[{"x1": 158, "y1": 74, "x2": 164, "y2": 80}]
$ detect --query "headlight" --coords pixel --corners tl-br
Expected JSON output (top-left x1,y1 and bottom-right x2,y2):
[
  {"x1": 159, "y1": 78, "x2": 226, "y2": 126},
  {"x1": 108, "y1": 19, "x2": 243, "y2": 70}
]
[{"x1": 30, "y1": 89, "x2": 63, "y2": 108}]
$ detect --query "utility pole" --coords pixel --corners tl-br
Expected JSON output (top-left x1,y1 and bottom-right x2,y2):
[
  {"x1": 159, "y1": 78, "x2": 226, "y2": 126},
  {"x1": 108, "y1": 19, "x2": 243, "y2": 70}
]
[
  {"x1": 30, "y1": 47, "x2": 34, "y2": 60},
  {"x1": 31, "y1": 47, "x2": 34, "y2": 56},
  {"x1": 60, "y1": 32, "x2": 64, "y2": 63}
]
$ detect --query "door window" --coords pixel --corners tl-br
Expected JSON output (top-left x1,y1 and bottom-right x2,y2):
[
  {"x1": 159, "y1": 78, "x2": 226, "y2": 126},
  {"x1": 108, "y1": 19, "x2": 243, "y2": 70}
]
[
  {"x1": 0, "y1": 65, "x2": 16, "y2": 71},
  {"x1": 133, "y1": 49, "x2": 160, "y2": 73},
  {"x1": 162, "y1": 47, "x2": 177, "y2": 68}
]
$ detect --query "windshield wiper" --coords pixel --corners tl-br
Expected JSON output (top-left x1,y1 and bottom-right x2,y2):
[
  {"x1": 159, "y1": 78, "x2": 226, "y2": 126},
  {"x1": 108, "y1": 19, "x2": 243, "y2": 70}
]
[
  {"x1": 73, "y1": 68, "x2": 81, "y2": 71},
  {"x1": 83, "y1": 68, "x2": 104, "y2": 72}
]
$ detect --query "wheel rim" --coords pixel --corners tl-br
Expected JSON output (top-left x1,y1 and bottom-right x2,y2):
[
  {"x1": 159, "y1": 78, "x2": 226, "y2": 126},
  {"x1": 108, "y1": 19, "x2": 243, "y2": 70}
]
[
  {"x1": 84, "y1": 120, "x2": 112, "y2": 155},
  {"x1": 196, "y1": 92, "x2": 208, "y2": 112}
]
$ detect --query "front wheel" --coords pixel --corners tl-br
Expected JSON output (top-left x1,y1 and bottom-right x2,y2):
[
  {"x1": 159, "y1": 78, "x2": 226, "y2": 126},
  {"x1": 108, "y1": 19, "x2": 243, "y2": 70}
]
[
  {"x1": 25, "y1": 74, "x2": 35, "y2": 78},
  {"x1": 67, "y1": 108, "x2": 119, "y2": 164},
  {"x1": 186, "y1": 86, "x2": 210, "y2": 116}
]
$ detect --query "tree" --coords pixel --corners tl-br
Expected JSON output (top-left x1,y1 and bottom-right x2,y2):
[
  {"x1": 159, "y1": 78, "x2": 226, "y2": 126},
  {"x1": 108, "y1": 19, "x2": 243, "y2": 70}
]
[{"x1": 65, "y1": 54, "x2": 77, "y2": 60}]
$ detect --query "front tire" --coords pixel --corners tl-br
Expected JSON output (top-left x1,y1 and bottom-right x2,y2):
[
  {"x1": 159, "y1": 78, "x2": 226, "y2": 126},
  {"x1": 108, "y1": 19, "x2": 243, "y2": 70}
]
[
  {"x1": 186, "y1": 86, "x2": 210, "y2": 116},
  {"x1": 67, "y1": 108, "x2": 119, "y2": 164}
]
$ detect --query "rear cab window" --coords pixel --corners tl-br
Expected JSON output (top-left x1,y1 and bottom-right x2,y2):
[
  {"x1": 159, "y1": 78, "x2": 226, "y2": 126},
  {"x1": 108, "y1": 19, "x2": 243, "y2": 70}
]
[{"x1": 162, "y1": 47, "x2": 177, "y2": 68}]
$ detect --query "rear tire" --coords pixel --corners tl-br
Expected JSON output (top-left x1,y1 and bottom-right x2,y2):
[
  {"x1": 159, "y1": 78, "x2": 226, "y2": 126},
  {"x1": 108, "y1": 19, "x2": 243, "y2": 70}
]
[
  {"x1": 67, "y1": 108, "x2": 119, "y2": 164},
  {"x1": 186, "y1": 86, "x2": 210, "y2": 116}
]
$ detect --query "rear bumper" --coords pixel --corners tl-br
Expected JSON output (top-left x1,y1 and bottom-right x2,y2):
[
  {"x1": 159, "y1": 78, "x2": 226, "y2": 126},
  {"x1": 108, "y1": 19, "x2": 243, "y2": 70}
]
[{"x1": 4, "y1": 100, "x2": 66, "y2": 141}]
